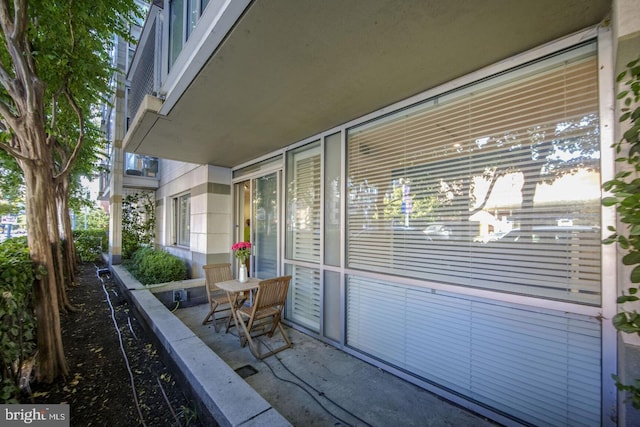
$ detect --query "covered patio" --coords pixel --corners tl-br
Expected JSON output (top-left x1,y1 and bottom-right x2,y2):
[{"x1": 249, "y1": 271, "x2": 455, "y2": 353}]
[{"x1": 113, "y1": 264, "x2": 497, "y2": 426}]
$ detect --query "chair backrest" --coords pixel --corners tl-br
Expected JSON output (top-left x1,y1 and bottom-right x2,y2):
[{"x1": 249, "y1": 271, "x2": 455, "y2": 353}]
[
  {"x1": 203, "y1": 263, "x2": 232, "y2": 292},
  {"x1": 254, "y1": 275, "x2": 292, "y2": 311}
]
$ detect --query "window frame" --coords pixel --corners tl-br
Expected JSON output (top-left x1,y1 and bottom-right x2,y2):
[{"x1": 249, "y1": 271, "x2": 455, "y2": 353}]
[
  {"x1": 171, "y1": 192, "x2": 191, "y2": 247},
  {"x1": 167, "y1": 0, "x2": 210, "y2": 70}
]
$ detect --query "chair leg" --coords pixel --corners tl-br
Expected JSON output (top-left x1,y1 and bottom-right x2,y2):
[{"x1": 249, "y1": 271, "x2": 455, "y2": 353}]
[
  {"x1": 240, "y1": 317, "x2": 293, "y2": 359},
  {"x1": 224, "y1": 296, "x2": 246, "y2": 333},
  {"x1": 224, "y1": 312, "x2": 236, "y2": 333},
  {"x1": 237, "y1": 316, "x2": 253, "y2": 349},
  {"x1": 202, "y1": 302, "x2": 220, "y2": 332}
]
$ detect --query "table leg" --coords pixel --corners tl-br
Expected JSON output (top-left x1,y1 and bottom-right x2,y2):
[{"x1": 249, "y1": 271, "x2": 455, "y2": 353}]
[{"x1": 224, "y1": 291, "x2": 246, "y2": 347}]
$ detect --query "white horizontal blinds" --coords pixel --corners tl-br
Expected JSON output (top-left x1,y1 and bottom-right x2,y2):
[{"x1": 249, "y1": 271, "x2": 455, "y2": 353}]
[
  {"x1": 286, "y1": 264, "x2": 321, "y2": 332},
  {"x1": 287, "y1": 143, "x2": 321, "y2": 262},
  {"x1": 346, "y1": 276, "x2": 601, "y2": 426},
  {"x1": 346, "y1": 43, "x2": 601, "y2": 304}
]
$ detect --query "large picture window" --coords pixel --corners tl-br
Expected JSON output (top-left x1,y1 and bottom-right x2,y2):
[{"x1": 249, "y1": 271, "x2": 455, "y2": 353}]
[{"x1": 346, "y1": 42, "x2": 601, "y2": 304}]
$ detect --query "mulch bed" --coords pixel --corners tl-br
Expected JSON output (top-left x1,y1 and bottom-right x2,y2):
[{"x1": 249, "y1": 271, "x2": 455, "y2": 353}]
[{"x1": 27, "y1": 263, "x2": 205, "y2": 426}]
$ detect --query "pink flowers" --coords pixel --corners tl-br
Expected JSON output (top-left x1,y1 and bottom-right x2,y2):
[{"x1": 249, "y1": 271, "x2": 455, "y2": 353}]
[{"x1": 232, "y1": 241, "x2": 252, "y2": 262}]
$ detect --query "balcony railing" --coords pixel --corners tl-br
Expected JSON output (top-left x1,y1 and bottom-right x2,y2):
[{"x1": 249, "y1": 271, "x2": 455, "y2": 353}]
[{"x1": 127, "y1": 4, "x2": 163, "y2": 126}]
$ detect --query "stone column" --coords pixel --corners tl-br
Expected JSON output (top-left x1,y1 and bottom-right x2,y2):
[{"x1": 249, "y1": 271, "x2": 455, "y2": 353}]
[{"x1": 108, "y1": 35, "x2": 129, "y2": 265}]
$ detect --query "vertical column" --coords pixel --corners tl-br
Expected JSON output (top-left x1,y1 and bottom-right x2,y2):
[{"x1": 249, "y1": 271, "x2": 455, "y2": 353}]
[
  {"x1": 190, "y1": 166, "x2": 232, "y2": 278},
  {"x1": 108, "y1": 35, "x2": 129, "y2": 265}
]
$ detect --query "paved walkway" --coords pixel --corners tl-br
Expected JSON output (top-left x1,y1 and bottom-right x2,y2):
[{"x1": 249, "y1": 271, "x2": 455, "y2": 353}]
[{"x1": 174, "y1": 303, "x2": 499, "y2": 427}]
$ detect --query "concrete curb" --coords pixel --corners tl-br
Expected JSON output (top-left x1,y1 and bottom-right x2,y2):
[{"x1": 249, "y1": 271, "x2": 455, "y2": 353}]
[{"x1": 111, "y1": 265, "x2": 292, "y2": 427}]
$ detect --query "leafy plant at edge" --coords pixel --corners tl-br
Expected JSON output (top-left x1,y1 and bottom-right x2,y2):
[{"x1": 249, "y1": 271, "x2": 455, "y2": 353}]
[
  {"x1": 0, "y1": 237, "x2": 42, "y2": 402},
  {"x1": 602, "y1": 56, "x2": 640, "y2": 409}
]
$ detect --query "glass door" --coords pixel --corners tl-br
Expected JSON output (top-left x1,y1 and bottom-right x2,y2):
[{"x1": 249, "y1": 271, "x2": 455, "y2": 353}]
[
  {"x1": 234, "y1": 171, "x2": 280, "y2": 280},
  {"x1": 252, "y1": 172, "x2": 279, "y2": 279}
]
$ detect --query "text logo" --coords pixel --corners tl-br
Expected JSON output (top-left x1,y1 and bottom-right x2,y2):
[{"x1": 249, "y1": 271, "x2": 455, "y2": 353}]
[{"x1": 1, "y1": 405, "x2": 69, "y2": 426}]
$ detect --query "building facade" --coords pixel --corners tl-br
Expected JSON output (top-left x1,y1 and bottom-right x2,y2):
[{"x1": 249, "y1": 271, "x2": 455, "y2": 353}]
[{"x1": 103, "y1": 1, "x2": 640, "y2": 425}]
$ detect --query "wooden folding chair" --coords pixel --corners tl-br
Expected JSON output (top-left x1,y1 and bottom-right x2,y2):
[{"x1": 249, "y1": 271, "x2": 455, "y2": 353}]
[
  {"x1": 201, "y1": 263, "x2": 233, "y2": 331},
  {"x1": 236, "y1": 275, "x2": 293, "y2": 359}
]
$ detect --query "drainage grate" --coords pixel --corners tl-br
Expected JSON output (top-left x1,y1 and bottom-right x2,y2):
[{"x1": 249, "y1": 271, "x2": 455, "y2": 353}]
[{"x1": 234, "y1": 364, "x2": 258, "y2": 379}]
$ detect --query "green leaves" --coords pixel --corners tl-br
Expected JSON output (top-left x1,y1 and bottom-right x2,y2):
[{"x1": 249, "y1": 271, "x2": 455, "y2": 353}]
[
  {"x1": 124, "y1": 248, "x2": 187, "y2": 286},
  {"x1": 608, "y1": 55, "x2": 640, "y2": 402},
  {"x1": 0, "y1": 237, "x2": 37, "y2": 401}
]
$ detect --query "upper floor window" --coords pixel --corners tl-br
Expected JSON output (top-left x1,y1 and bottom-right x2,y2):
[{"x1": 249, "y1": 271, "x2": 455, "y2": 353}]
[
  {"x1": 124, "y1": 153, "x2": 159, "y2": 177},
  {"x1": 168, "y1": 0, "x2": 210, "y2": 70}
]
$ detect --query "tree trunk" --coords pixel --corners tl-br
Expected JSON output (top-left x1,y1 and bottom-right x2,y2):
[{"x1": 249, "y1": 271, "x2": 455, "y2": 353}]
[
  {"x1": 22, "y1": 164, "x2": 69, "y2": 382},
  {"x1": 57, "y1": 178, "x2": 77, "y2": 286}
]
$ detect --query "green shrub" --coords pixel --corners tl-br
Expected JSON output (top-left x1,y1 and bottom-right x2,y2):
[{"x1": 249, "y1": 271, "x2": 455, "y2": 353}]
[
  {"x1": 0, "y1": 237, "x2": 39, "y2": 402},
  {"x1": 125, "y1": 248, "x2": 187, "y2": 285},
  {"x1": 73, "y1": 229, "x2": 108, "y2": 262}
]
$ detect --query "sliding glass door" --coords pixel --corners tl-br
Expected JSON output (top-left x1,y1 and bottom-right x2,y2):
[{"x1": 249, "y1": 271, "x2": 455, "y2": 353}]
[
  {"x1": 235, "y1": 171, "x2": 280, "y2": 280},
  {"x1": 252, "y1": 172, "x2": 279, "y2": 279}
]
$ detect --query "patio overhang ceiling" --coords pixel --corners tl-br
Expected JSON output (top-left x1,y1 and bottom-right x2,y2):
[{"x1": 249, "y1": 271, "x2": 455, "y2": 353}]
[{"x1": 124, "y1": 0, "x2": 610, "y2": 168}]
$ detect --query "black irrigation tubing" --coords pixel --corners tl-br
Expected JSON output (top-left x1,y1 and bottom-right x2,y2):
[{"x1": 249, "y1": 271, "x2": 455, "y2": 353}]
[
  {"x1": 258, "y1": 337, "x2": 373, "y2": 427},
  {"x1": 156, "y1": 377, "x2": 182, "y2": 427},
  {"x1": 95, "y1": 265, "x2": 147, "y2": 427}
]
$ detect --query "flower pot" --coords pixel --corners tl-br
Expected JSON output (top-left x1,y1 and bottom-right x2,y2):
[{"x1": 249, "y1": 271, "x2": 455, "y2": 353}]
[{"x1": 238, "y1": 264, "x2": 248, "y2": 283}]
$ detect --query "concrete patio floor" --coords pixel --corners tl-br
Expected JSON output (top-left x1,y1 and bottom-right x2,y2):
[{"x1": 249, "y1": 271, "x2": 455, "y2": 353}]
[{"x1": 173, "y1": 302, "x2": 499, "y2": 427}]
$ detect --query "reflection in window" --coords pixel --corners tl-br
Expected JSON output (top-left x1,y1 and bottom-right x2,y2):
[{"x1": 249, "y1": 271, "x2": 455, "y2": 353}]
[
  {"x1": 168, "y1": 0, "x2": 184, "y2": 68},
  {"x1": 347, "y1": 43, "x2": 601, "y2": 304},
  {"x1": 169, "y1": 0, "x2": 210, "y2": 69},
  {"x1": 124, "y1": 153, "x2": 159, "y2": 177}
]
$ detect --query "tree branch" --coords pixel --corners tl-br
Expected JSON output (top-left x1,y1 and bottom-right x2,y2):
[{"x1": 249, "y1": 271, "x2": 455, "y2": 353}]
[
  {"x1": 54, "y1": 86, "x2": 84, "y2": 180},
  {"x1": 0, "y1": 96, "x2": 20, "y2": 130},
  {"x1": 11, "y1": 0, "x2": 26, "y2": 41},
  {"x1": 468, "y1": 168, "x2": 503, "y2": 216},
  {"x1": 0, "y1": 0, "x2": 40, "y2": 117},
  {"x1": 0, "y1": 135, "x2": 31, "y2": 163},
  {"x1": 49, "y1": 88, "x2": 62, "y2": 134},
  {"x1": 0, "y1": 1, "x2": 15, "y2": 42}
]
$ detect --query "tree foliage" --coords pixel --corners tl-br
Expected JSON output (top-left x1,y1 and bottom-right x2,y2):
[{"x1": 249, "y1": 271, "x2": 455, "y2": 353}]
[{"x1": 0, "y1": 0, "x2": 142, "y2": 383}]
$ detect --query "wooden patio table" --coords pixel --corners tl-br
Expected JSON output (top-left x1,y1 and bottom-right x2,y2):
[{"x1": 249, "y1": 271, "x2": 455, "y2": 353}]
[{"x1": 216, "y1": 277, "x2": 260, "y2": 342}]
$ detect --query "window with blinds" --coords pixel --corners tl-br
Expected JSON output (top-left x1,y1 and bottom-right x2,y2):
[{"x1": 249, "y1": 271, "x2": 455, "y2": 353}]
[
  {"x1": 286, "y1": 142, "x2": 322, "y2": 262},
  {"x1": 285, "y1": 264, "x2": 321, "y2": 332},
  {"x1": 346, "y1": 275, "x2": 601, "y2": 426},
  {"x1": 346, "y1": 42, "x2": 601, "y2": 305}
]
